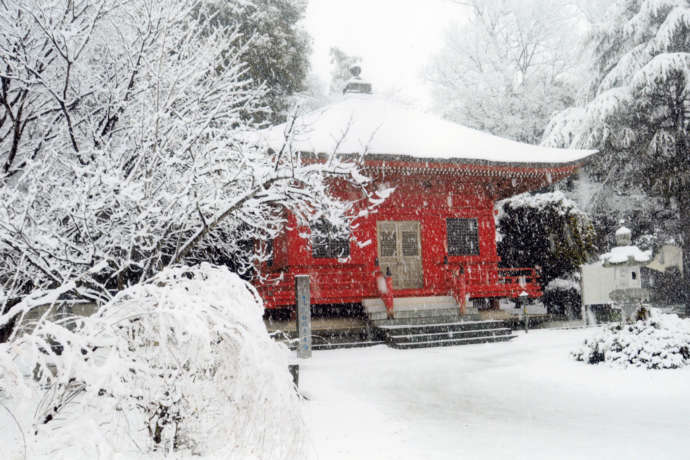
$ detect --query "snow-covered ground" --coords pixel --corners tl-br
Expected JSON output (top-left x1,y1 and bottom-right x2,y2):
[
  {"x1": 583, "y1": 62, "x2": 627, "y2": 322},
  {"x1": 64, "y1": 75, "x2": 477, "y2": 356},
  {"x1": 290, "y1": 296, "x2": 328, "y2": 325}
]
[{"x1": 300, "y1": 328, "x2": 690, "y2": 460}]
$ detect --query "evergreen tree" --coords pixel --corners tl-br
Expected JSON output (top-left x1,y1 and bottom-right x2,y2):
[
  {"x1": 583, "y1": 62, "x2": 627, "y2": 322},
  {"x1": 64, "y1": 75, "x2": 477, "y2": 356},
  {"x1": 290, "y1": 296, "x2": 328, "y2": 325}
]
[
  {"x1": 542, "y1": 0, "x2": 690, "y2": 307},
  {"x1": 202, "y1": 0, "x2": 311, "y2": 123},
  {"x1": 496, "y1": 192, "x2": 596, "y2": 314}
]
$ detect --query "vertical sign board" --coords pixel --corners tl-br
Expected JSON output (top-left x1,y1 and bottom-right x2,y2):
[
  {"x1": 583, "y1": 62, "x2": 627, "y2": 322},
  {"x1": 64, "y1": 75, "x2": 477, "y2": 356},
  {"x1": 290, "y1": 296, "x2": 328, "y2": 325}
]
[
  {"x1": 295, "y1": 275, "x2": 312, "y2": 359},
  {"x1": 580, "y1": 268, "x2": 588, "y2": 325}
]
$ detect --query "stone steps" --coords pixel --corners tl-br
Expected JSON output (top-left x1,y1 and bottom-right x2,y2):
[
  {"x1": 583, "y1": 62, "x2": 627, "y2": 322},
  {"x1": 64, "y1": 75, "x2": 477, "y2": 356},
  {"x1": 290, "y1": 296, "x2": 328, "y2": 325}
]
[
  {"x1": 387, "y1": 327, "x2": 513, "y2": 344},
  {"x1": 368, "y1": 309, "x2": 483, "y2": 324},
  {"x1": 377, "y1": 319, "x2": 507, "y2": 335},
  {"x1": 271, "y1": 296, "x2": 518, "y2": 351},
  {"x1": 375, "y1": 315, "x2": 516, "y2": 350},
  {"x1": 390, "y1": 334, "x2": 516, "y2": 350}
]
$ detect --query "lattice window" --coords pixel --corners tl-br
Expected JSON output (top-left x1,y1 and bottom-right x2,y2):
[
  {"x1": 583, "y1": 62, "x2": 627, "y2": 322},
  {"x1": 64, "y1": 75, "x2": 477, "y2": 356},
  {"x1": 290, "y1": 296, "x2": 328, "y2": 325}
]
[
  {"x1": 380, "y1": 230, "x2": 397, "y2": 257},
  {"x1": 311, "y1": 219, "x2": 350, "y2": 259},
  {"x1": 402, "y1": 231, "x2": 419, "y2": 256},
  {"x1": 446, "y1": 218, "x2": 479, "y2": 256}
]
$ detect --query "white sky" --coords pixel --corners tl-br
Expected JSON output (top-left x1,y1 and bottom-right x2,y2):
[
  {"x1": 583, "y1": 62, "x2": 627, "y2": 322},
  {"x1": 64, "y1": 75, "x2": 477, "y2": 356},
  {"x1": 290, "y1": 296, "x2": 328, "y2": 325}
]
[{"x1": 303, "y1": 0, "x2": 469, "y2": 109}]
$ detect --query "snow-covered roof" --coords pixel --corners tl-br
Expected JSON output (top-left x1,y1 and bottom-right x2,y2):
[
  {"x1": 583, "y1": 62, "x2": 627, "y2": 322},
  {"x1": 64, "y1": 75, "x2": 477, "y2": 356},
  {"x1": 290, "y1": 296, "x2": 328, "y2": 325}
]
[
  {"x1": 600, "y1": 245, "x2": 652, "y2": 265},
  {"x1": 259, "y1": 94, "x2": 596, "y2": 165}
]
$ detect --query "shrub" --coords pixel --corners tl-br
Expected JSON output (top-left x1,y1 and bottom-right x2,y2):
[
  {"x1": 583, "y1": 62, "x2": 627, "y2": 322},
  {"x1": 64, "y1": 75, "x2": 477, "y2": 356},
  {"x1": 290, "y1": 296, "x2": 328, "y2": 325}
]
[
  {"x1": 0, "y1": 264, "x2": 304, "y2": 459},
  {"x1": 543, "y1": 277, "x2": 581, "y2": 317},
  {"x1": 572, "y1": 310, "x2": 690, "y2": 369}
]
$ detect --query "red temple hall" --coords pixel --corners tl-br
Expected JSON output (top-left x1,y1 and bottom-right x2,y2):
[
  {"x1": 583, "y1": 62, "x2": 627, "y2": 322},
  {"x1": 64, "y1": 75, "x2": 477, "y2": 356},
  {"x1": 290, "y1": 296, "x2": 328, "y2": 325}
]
[{"x1": 255, "y1": 73, "x2": 594, "y2": 319}]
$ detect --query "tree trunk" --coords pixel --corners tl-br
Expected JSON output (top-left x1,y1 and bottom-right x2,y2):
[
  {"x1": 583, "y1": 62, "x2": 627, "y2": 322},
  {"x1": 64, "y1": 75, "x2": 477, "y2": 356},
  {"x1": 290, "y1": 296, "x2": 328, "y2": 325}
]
[{"x1": 680, "y1": 193, "x2": 690, "y2": 314}]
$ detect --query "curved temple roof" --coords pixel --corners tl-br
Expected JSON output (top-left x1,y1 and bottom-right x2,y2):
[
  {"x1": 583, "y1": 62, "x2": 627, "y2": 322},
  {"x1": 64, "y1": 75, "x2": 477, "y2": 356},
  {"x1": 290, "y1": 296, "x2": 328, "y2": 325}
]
[{"x1": 259, "y1": 94, "x2": 595, "y2": 166}]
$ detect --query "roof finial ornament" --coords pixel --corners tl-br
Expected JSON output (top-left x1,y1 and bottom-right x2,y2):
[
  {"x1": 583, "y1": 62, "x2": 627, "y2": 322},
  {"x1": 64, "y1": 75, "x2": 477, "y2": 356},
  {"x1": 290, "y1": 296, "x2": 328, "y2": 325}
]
[
  {"x1": 615, "y1": 224, "x2": 632, "y2": 246},
  {"x1": 343, "y1": 65, "x2": 372, "y2": 95}
]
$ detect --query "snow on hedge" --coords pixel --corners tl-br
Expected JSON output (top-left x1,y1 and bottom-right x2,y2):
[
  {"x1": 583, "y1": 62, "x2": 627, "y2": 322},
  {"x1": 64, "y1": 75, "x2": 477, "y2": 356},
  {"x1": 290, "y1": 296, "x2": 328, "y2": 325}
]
[
  {"x1": 572, "y1": 311, "x2": 690, "y2": 369},
  {"x1": 494, "y1": 190, "x2": 585, "y2": 242},
  {"x1": 495, "y1": 191, "x2": 579, "y2": 221},
  {"x1": 0, "y1": 264, "x2": 304, "y2": 459}
]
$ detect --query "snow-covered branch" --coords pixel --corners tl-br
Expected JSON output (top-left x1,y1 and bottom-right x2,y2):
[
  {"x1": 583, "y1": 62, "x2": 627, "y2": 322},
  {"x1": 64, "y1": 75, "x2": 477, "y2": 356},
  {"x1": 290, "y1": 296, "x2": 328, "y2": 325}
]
[
  {"x1": 427, "y1": 0, "x2": 586, "y2": 144},
  {"x1": 0, "y1": 0, "x2": 375, "y2": 316}
]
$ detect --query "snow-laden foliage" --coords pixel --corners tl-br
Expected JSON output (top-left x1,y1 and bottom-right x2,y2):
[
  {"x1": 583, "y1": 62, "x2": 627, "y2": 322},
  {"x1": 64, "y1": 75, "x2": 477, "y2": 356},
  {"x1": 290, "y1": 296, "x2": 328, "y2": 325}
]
[
  {"x1": 543, "y1": 276, "x2": 582, "y2": 317},
  {"x1": 427, "y1": 0, "x2": 587, "y2": 144},
  {"x1": 201, "y1": 0, "x2": 312, "y2": 123},
  {"x1": 496, "y1": 191, "x2": 582, "y2": 224},
  {"x1": 495, "y1": 191, "x2": 595, "y2": 275},
  {"x1": 496, "y1": 191, "x2": 594, "y2": 315},
  {"x1": 542, "y1": 0, "x2": 690, "y2": 284},
  {"x1": 0, "y1": 0, "x2": 376, "y2": 313},
  {"x1": 573, "y1": 310, "x2": 690, "y2": 369},
  {"x1": 328, "y1": 46, "x2": 362, "y2": 96},
  {"x1": 0, "y1": 263, "x2": 304, "y2": 459}
]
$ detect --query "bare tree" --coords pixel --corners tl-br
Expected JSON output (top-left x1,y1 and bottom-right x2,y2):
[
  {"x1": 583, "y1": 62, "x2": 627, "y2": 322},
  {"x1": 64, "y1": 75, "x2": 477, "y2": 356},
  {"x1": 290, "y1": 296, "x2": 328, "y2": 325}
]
[
  {"x1": 428, "y1": 0, "x2": 587, "y2": 144},
  {"x1": 0, "y1": 0, "x2": 378, "y2": 317}
]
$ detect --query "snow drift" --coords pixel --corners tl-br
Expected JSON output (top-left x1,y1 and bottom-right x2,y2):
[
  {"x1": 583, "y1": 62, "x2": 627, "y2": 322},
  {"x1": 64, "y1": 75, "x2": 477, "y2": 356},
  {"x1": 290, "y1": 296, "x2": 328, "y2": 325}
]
[
  {"x1": 0, "y1": 263, "x2": 304, "y2": 459},
  {"x1": 572, "y1": 310, "x2": 690, "y2": 369}
]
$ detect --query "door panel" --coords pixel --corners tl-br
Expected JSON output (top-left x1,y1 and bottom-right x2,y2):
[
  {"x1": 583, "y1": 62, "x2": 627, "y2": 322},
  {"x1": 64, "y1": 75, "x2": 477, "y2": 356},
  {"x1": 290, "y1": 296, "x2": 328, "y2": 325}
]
[
  {"x1": 377, "y1": 221, "x2": 398, "y2": 288},
  {"x1": 379, "y1": 227, "x2": 397, "y2": 257},
  {"x1": 377, "y1": 221, "x2": 423, "y2": 290}
]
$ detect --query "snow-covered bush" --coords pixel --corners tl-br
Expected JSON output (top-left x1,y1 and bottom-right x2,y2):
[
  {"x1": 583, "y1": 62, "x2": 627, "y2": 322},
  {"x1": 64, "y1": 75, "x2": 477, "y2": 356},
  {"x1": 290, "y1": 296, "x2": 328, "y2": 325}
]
[
  {"x1": 496, "y1": 191, "x2": 596, "y2": 292},
  {"x1": 543, "y1": 277, "x2": 581, "y2": 317},
  {"x1": 572, "y1": 311, "x2": 690, "y2": 369},
  {"x1": 0, "y1": 264, "x2": 304, "y2": 459}
]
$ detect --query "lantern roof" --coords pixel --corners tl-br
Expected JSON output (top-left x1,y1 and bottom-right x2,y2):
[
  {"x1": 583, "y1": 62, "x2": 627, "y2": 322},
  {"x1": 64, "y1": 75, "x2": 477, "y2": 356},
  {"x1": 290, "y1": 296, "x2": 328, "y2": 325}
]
[
  {"x1": 600, "y1": 246, "x2": 652, "y2": 265},
  {"x1": 259, "y1": 94, "x2": 595, "y2": 167}
]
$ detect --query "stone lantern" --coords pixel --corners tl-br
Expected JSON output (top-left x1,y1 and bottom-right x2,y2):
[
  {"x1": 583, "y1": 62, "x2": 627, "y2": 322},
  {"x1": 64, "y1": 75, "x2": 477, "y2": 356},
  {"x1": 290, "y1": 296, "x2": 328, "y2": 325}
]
[{"x1": 601, "y1": 226, "x2": 652, "y2": 321}]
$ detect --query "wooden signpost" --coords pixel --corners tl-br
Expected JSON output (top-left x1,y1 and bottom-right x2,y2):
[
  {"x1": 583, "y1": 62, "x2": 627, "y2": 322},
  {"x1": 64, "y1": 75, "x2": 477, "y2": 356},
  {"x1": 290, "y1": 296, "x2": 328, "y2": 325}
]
[{"x1": 295, "y1": 275, "x2": 312, "y2": 359}]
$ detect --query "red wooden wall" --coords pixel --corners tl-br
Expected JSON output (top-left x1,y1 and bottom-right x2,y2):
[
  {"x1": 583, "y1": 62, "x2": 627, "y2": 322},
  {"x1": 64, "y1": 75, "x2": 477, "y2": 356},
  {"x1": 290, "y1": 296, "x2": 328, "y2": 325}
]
[{"x1": 255, "y1": 168, "x2": 542, "y2": 310}]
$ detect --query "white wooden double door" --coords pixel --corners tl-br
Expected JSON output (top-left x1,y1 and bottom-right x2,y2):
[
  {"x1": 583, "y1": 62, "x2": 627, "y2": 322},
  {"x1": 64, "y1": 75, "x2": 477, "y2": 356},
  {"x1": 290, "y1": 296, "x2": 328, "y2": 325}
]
[{"x1": 376, "y1": 220, "x2": 423, "y2": 290}]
